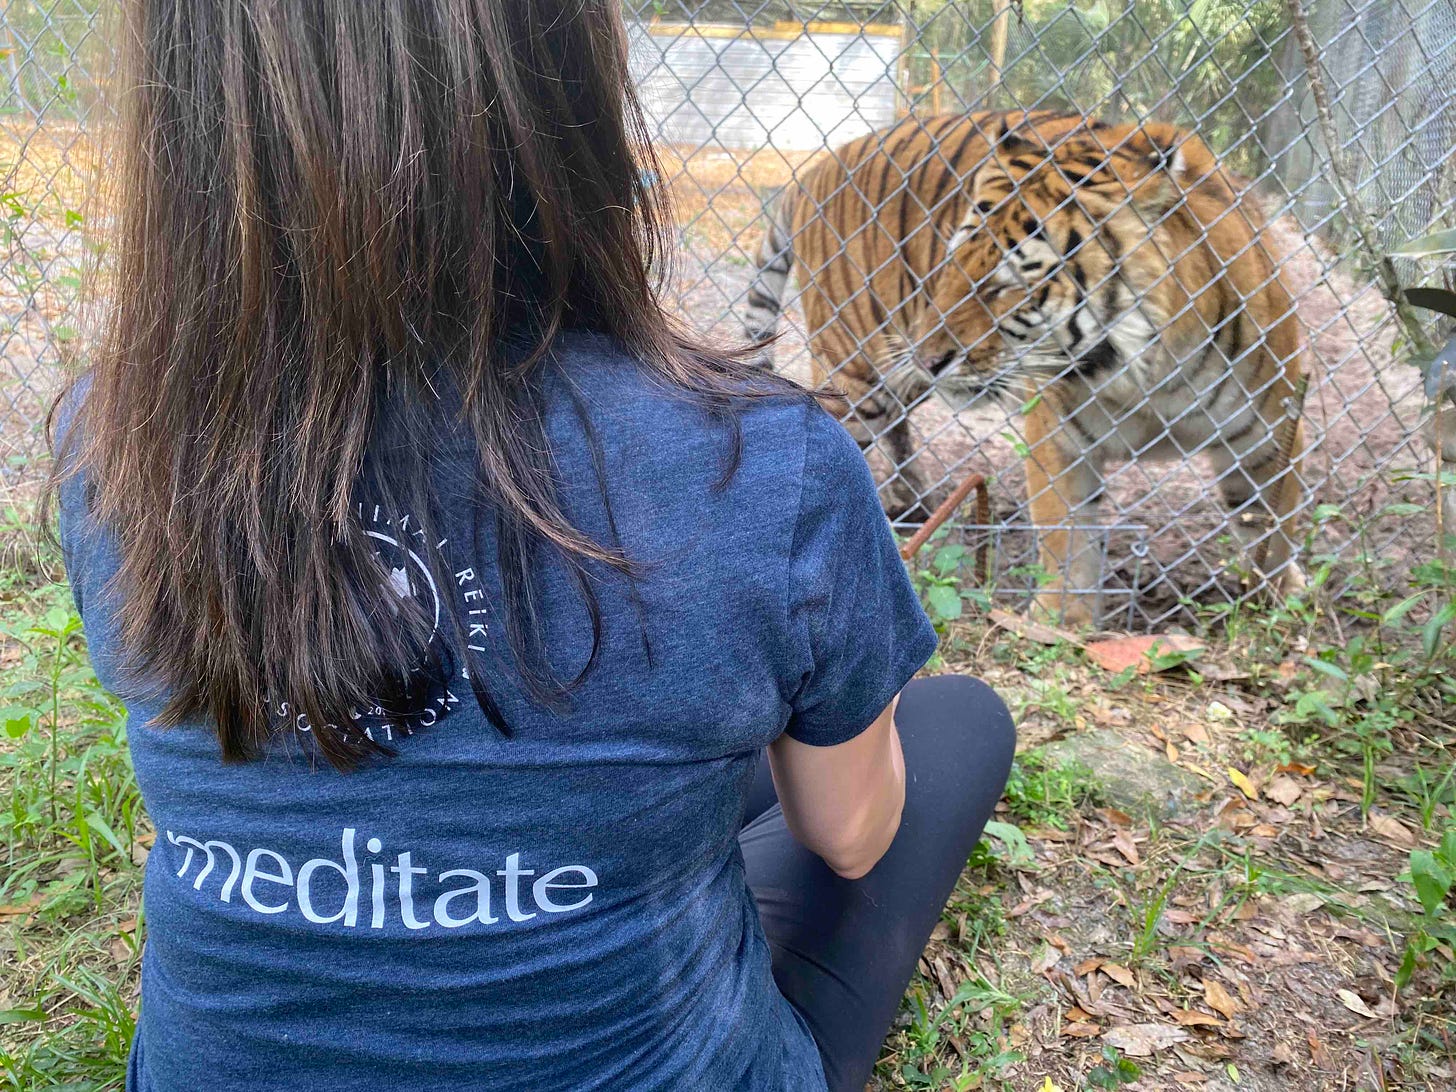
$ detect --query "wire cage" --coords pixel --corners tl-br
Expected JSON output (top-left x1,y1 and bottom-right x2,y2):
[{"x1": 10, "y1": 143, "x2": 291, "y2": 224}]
[
  {"x1": 624, "y1": 0, "x2": 1456, "y2": 628},
  {"x1": 3, "y1": 0, "x2": 1455, "y2": 629}
]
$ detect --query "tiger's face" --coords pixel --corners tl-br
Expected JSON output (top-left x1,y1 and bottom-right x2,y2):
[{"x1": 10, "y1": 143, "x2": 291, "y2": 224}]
[{"x1": 901, "y1": 123, "x2": 1210, "y2": 402}]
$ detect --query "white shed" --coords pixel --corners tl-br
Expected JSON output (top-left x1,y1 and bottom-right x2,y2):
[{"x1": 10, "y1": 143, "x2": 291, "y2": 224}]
[{"x1": 628, "y1": 21, "x2": 904, "y2": 152}]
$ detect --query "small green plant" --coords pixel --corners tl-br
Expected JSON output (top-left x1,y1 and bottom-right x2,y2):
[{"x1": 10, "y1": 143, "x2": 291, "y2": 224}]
[
  {"x1": 1000, "y1": 752, "x2": 1099, "y2": 830},
  {"x1": 911, "y1": 532, "x2": 989, "y2": 629},
  {"x1": 892, "y1": 977, "x2": 1022, "y2": 1091},
  {"x1": 1086, "y1": 1044, "x2": 1143, "y2": 1088},
  {"x1": 1265, "y1": 508, "x2": 1456, "y2": 814},
  {"x1": 1390, "y1": 228, "x2": 1456, "y2": 404},
  {"x1": 971, "y1": 820, "x2": 1035, "y2": 870},
  {"x1": 1398, "y1": 760, "x2": 1456, "y2": 832},
  {"x1": 1395, "y1": 828, "x2": 1456, "y2": 993}
]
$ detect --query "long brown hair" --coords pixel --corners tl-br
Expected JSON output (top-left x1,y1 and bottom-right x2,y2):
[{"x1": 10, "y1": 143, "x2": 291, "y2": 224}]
[{"x1": 49, "y1": 0, "x2": 789, "y2": 770}]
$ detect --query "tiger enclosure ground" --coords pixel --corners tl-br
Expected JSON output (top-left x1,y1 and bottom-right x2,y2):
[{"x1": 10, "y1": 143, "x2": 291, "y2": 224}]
[{"x1": 3, "y1": 503, "x2": 1455, "y2": 1092}]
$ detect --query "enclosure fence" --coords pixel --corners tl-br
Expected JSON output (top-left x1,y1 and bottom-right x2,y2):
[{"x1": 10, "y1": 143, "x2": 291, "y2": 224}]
[{"x1": 3, "y1": 0, "x2": 1455, "y2": 629}]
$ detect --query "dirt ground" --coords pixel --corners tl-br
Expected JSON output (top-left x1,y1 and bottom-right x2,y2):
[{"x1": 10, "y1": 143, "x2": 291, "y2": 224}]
[{"x1": 869, "y1": 612, "x2": 1455, "y2": 1092}]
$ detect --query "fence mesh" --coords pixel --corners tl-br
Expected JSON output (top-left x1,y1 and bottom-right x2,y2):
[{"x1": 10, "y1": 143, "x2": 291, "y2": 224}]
[{"x1": 3, "y1": 0, "x2": 1454, "y2": 629}]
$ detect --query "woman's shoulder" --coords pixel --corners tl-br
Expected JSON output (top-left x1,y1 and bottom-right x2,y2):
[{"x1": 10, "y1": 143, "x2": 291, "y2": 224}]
[{"x1": 543, "y1": 329, "x2": 829, "y2": 461}]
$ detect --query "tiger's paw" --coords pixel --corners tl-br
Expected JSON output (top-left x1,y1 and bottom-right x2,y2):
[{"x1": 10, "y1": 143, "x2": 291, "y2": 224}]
[
  {"x1": 1233, "y1": 557, "x2": 1306, "y2": 602},
  {"x1": 1029, "y1": 589, "x2": 1098, "y2": 631},
  {"x1": 1272, "y1": 561, "x2": 1307, "y2": 597}
]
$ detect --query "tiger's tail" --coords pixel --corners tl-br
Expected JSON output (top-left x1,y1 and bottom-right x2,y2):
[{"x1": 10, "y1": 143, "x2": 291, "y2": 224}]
[{"x1": 742, "y1": 189, "x2": 794, "y2": 362}]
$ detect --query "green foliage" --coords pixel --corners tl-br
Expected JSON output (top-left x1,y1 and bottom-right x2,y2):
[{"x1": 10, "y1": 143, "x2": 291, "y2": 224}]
[
  {"x1": 1086, "y1": 1044, "x2": 1143, "y2": 1089},
  {"x1": 1394, "y1": 229, "x2": 1456, "y2": 259},
  {"x1": 1397, "y1": 761, "x2": 1456, "y2": 833},
  {"x1": 911, "y1": 531, "x2": 990, "y2": 630},
  {"x1": 0, "y1": 0, "x2": 107, "y2": 119},
  {"x1": 0, "y1": 584, "x2": 141, "y2": 1090},
  {"x1": 976, "y1": 820, "x2": 1035, "y2": 870},
  {"x1": 1001, "y1": 751, "x2": 1099, "y2": 830},
  {"x1": 1259, "y1": 501, "x2": 1456, "y2": 816},
  {"x1": 1396, "y1": 829, "x2": 1456, "y2": 993},
  {"x1": 903, "y1": 0, "x2": 1290, "y2": 175},
  {"x1": 894, "y1": 976, "x2": 1023, "y2": 1091}
]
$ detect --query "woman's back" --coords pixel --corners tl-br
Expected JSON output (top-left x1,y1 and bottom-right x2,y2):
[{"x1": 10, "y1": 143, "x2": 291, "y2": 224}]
[{"x1": 61, "y1": 332, "x2": 934, "y2": 1091}]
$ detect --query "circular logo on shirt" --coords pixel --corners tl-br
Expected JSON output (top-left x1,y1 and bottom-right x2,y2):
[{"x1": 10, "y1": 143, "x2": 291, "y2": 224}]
[
  {"x1": 364, "y1": 524, "x2": 442, "y2": 635},
  {"x1": 269, "y1": 504, "x2": 489, "y2": 745}
]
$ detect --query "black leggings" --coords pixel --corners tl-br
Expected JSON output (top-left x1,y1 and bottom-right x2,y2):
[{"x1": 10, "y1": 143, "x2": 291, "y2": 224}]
[{"x1": 739, "y1": 674, "x2": 1016, "y2": 1092}]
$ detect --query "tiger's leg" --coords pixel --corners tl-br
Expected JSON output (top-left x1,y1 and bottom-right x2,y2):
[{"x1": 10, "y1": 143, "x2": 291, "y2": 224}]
[
  {"x1": 1023, "y1": 402, "x2": 1106, "y2": 628},
  {"x1": 816, "y1": 354, "x2": 933, "y2": 521},
  {"x1": 1210, "y1": 419, "x2": 1307, "y2": 596}
]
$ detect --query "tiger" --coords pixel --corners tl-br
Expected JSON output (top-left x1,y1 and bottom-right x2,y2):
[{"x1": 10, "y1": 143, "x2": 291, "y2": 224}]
[{"x1": 743, "y1": 110, "x2": 1308, "y2": 626}]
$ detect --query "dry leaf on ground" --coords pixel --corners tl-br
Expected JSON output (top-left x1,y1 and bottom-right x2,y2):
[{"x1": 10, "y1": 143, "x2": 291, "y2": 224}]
[
  {"x1": 1112, "y1": 831, "x2": 1141, "y2": 866},
  {"x1": 1083, "y1": 634, "x2": 1205, "y2": 674},
  {"x1": 1265, "y1": 776, "x2": 1303, "y2": 806},
  {"x1": 1280, "y1": 893, "x2": 1325, "y2": 915},
  {"x1": 1101, "y1": 1024, "x2": 1192, "y2": 1056},
  {"x1": 1032, "y1": 945, "x2": 1062, "y2": 974},
  {"x1": 1202, "y1": 977, "x2": 1241, "y2": 1019},
  {"x1": 988, "y1": 609, "x2": 1084, "y2": 648},
  {"x1": 1336, "y1": 988, "x2": 1377, "y2": 1019},
  {"x1": 0, "y1": 894, "x2": 44, "y2": 920},
  {"x1": 1227, "y1": 767, "x2": 1259, "y2": 800},
  {"x1": 1170, "y1": 1009, "x2": 1223, "y2": 1027},
  {"x1": 1101, "y1": 963, "x2": 1137, "y2": 989},
  {"x1": 1367, "y1": 813, "x2": 1416, "y2": 847}
]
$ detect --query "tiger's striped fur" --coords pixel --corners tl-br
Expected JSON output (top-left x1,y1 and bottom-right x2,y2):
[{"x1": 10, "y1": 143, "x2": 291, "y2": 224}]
[{"x1": 744, "y1": 110, "x2": 1307, "y2": 625}]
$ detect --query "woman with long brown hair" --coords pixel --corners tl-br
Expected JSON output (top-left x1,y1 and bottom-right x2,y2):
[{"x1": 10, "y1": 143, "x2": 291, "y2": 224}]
[{"x1": 51, "y1": 2, "x2": 1014, "y2": 1089}]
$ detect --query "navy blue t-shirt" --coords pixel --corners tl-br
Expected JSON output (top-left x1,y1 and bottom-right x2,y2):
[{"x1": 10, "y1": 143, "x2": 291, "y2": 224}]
[{"x1": 58, "y1": 331, "x2": 939, "y2": 1092}]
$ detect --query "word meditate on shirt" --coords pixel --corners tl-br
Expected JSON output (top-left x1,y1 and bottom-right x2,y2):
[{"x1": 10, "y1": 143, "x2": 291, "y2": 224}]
[{"x1": 166, "y1": 826, "x2": 599, "y2": 931}]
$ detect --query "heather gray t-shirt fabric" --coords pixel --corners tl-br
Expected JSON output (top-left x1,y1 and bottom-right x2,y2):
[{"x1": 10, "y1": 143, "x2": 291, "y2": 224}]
[{"x1": 58, "y1": 331, "x2": 939, "y2": 1092}]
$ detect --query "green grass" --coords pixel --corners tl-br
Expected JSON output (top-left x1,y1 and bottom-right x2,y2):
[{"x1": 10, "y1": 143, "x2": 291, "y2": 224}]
[{"x1": 1, "y1": 566, "x2": 143, "y2": 1092}]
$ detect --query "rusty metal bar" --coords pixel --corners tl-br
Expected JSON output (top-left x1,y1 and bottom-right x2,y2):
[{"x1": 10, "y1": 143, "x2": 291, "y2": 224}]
[{"x1": 899, "y1": 471, "x2": 992, "y2": 586}]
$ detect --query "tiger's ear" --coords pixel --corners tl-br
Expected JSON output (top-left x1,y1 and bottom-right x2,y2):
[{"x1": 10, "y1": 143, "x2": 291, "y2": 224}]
[{"x1": 1127, "y1": 125, "x2": 1217, "y2": 215}]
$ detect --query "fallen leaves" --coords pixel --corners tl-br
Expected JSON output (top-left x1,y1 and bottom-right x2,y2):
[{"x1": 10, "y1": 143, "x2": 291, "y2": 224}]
[
  {"x1": 1101, "y1": 1023, "x2": 1192, "y2": 1056},
  {"x1": 1308, "y1": 1028, "x2": 1334, "y2": 1067},
  {"x1": 1083, "y1": 634, "x2": 1206, "y2": 674},
  {"x1": 1227, "y1": 767, "x2": 1259, "y2": 800},
  {"x1": 1061, "y1": 1018, "x2": 1102, "y2": 1038},
  {"x1": 1169, "y1": 1008, "x2": 1223, "y2": 1027},
  {"x1": 988, "y1": 608, "x2": 1083, "y2": 648},
  {"x1": 1265, "y1": 775, "x2": 1303, "y2": 806},
  {"x1": 1201, "y1": 977, "x2": 1240, "y2": 1020},
  {"x1": 0, "y1": 894, "x2": 44, "y2": 921},
  {"x1": 1032, "y1": 944, "x2": 1063, "y2": 974},
  {"x1": 1367, "y1": 812, "x2": 1417, "y2": 848},
  {"x1": 908, "y1": 643, "x2": 1440, "y2": 1088},
  {"x1": 1279, "y1": 893, "x2": 1326, "y2": 916},
  {"x1": 1100, "y1": 963, "x2": 1137, "y2": 990},
  {"x1": 1111, "y1": 830, "x2": 1141, "y2": 866},
  {"x1": 1335, "y1": 988, "x2": 1378, "y2": 1019}
]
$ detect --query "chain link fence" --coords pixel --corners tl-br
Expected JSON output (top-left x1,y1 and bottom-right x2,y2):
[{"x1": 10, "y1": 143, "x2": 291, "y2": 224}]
[
  {"x1": 2, "y1": 0, "x2": 108, "y2": 505},
  {"x1": 3, "y1": 0, "x2": 1454, "y2": 628}
]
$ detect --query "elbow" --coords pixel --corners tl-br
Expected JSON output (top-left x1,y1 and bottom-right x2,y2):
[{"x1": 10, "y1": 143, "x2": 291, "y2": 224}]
[
  {"x1": 825, "y1": 854, "x2": 877, "y2": 881},
  {"x1": 819, "y1": 802, "x2": 904, "y2": 880}
]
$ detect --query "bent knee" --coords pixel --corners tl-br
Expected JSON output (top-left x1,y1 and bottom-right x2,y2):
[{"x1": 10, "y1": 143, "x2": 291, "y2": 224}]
[{"x1": 899, "y1": 674, "x2": 1016, "y2": 772}]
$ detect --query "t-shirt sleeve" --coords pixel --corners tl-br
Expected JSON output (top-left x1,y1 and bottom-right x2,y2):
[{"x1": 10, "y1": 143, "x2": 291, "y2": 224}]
[
  {"x1": 53, "y1": 377, "x2": 95, "y2": 619},
  {"x1": 782, "y1": 405, "x2": 939, "y2": 746}
]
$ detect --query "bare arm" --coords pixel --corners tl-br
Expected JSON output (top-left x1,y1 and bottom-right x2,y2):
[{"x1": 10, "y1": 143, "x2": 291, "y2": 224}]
[{"x1": 767, "y1": 696, "x2": 906, "y2": 880}]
